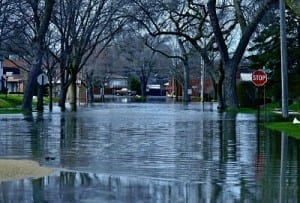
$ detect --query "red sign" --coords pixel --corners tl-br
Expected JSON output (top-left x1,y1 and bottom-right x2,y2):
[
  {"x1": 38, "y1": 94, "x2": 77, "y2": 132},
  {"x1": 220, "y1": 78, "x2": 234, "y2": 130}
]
[{"x1": 252, "y1": 70, "x2": 267, "y2": 86}]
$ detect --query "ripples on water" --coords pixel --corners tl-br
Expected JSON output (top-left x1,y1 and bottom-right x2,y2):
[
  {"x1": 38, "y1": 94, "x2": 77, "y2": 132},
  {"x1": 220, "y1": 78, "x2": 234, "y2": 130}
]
[{"x1": 0, "y1": 102, "x2": 299, "y2": 202}]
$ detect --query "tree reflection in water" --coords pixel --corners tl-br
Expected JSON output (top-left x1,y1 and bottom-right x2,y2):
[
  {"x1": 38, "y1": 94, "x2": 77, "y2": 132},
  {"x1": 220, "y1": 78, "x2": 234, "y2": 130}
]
[{"x1": 0, "y1": 103, "x2": 299, "y2": 202}]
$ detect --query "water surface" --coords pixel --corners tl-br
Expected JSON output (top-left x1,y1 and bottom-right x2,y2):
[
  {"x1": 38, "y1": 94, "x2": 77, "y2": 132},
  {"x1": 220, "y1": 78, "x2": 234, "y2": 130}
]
[{"x1": 0, "y1": 102, "x2": 299, "y2": 202}]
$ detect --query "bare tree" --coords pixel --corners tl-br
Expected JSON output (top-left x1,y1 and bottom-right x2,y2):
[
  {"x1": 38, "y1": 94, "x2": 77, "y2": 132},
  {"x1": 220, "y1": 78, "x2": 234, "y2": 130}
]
[
  {"x1": 83, "y1": 46, "x2": 119, "y2": 102},
  {"x1": 21, "y1": 0, "x2": 55, "y2": 111},
  {"x1": 128, "y1": 0, "x2": 226, "y2": 107},
  {"x1": 0, "y1": 1, "x2": 18, "y2": 55},
  {"x1": 115, "y1": 32, "x2": 170, "y2": 98},
  {"x1": 207, "y1": 0, "x2": 275, "y2": 109},
  {"x1": 146, "y1": 36, "x2": 193, "y2": 102},
  {"x1": 50, "y1": 0, "x2": 127, "y2": 111},
  {"x1": 0, "y1": 1, "x2": 34, "y2": 94},
  {"x1": 129, "y1": 0, "x2": 275, "y2": 110}
]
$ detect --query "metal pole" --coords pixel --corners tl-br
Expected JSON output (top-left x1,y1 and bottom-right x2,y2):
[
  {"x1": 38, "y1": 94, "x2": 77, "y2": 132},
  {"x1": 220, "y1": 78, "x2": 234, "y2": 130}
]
[
  {"x1": 200, "y1": 57, "x2": 204, "y2": 102},
  {"x1": 280, "y1": 0, "x2": 289, "y2": 119}
]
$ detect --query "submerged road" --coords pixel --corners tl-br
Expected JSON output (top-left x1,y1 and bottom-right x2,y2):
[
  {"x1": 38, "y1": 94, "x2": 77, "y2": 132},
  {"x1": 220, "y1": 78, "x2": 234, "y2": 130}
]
[{"x1": 0, "y1": 102, "x2": 298, "y2": 202}]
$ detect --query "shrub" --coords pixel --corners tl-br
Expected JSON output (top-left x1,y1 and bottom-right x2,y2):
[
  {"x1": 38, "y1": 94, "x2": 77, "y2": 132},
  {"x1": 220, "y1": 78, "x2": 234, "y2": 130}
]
[{"x1": 237, "y1": 82, "x2": 256, "y2": 108}]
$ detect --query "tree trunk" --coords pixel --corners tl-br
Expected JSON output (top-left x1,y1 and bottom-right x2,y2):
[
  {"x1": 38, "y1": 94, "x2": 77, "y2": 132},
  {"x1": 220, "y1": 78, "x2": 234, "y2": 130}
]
[
  {"x1": 22, "y1": 50, "x2": 43, "y2": 111},
  {"x1": 223, "y1": 62, "x2": 239, "y2": 109},
  {"x1": 217, "y1": 82, "x2": 224, "y2": 110},
  {"x1": 140, "y1": 75, "x2": 148, "y2": 99},
  {"x1": 183, "y1": 60, "x2": 190, "y2": 103},
  {"x1": 58, "y1": 62, "x2": 67, "y2": 111},
  {"x1": 217, "y1": 63, "x2": 225, "y2": 110},
  {"x1": 141, "y1": 82, "x2": 147, "y2": 98},
  {"x1": 37, "y1": 84, "x2": 44, "y2": 111},
  {"x1": 21, "y1": 0, "x2": 55, "y2": 111},
  {"x1": 87, "y1": 84, "x2": 94, "y2": 103},
  {"x1": 59, "y1": 86, "x2": 67, "y2": 112},
  {"x1": 207, "y1": 0, "x2": 273, "y2": 110},
  {"x1": 69, "y1": 73, "x2": 77, "y2": 112},
  {"x1": 48, "y1": 74, "x2": 53, "y2": 112},
  {"x1": 86, "y1": 72, "x2": 94, "y2": 103}
]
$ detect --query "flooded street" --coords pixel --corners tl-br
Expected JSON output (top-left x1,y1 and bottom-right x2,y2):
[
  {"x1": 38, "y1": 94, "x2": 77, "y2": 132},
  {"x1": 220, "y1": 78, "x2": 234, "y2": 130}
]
[{"x1": 0, "y1": 101, "x2": 299, "y2": 202}]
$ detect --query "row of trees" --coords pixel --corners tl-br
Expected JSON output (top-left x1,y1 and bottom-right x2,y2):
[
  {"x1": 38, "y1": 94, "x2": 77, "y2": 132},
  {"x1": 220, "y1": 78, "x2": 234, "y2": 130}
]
[
  {"x1": 1, "y1": 0, "x2": 127, "y2": 111},
  {"x1": 0, "y1": 0, "x2": 296, "y2": 112}
]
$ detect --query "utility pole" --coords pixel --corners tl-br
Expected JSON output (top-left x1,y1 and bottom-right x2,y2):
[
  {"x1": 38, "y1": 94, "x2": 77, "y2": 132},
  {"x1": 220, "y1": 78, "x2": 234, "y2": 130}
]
[
  {"x1": 200, "y1": 56, "x2": 204, "y2": 103},
  {"x1": 280, "y1": 0, "x2": 289, "y2": 119}
]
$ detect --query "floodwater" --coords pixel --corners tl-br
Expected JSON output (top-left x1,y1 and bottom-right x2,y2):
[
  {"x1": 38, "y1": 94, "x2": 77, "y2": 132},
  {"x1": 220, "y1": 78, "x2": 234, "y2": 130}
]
[{"x1": 0, "y1": 100, "x2": 299, "y2": 202}]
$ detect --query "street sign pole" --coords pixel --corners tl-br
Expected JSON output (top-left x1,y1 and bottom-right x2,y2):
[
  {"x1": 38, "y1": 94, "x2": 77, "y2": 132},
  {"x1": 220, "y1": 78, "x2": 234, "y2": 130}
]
[
  {"x1": 252, "y1": 70, "x2": 268, "y2": 122},
  {"x1": 37, "y1": 73, "x2": 49, "y2": 111},
  {"x1": 257, "y1": 87, "x2": 261, "y2": 123}
]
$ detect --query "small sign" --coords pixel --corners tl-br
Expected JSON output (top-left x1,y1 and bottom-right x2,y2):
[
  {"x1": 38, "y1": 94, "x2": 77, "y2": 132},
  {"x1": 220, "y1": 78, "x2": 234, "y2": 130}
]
[
  {"x1": 252, "y1": 70, "x2": 267, "y2": 87},
  {"x1": 37, "y1": 73, "x2": 49, "y2": 85}
]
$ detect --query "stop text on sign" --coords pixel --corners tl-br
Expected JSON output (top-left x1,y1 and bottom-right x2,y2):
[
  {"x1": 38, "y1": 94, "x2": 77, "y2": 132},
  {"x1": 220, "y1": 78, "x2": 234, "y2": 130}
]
[
  {"x1": 252, "y1": 75, "x2": 266, "y2": 81},
  {"x1": 252, "y1": 70, "x2": 267, "y2": 86}
]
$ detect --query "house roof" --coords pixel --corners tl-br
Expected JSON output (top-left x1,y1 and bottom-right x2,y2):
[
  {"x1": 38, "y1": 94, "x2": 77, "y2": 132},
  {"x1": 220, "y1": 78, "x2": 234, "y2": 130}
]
[
  {"x1": 109, "y1": 74, "x2": 128, "y2": 79},
  {"x1": 3, "y1": 60, "x2": 24, "y2": 68}
]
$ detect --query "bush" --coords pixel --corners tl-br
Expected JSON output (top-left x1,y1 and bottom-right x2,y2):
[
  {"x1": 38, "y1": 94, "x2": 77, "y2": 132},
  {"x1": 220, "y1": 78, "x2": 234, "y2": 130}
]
[
  {"x1": 129, "y1": 77, "x2": 141, "y2": 95},
  {"x1": 237, "y1": 82, "x2": 256, "y2": 108}
]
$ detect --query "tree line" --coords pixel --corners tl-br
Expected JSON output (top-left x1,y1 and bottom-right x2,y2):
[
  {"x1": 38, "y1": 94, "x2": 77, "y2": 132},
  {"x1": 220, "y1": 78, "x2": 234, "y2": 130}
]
[{"x1": 0, "y1": 0, "x2": 297, "y2": 112}]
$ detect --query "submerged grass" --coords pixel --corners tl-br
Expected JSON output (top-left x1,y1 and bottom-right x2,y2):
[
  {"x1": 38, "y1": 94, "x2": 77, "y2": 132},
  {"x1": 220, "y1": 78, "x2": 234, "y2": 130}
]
[
  {"x1": 265, "y1": 122, "x2": 300, "y2": 139},
  {"x1": 263, "y1": 101, "x2": 300, "y2": 139}
]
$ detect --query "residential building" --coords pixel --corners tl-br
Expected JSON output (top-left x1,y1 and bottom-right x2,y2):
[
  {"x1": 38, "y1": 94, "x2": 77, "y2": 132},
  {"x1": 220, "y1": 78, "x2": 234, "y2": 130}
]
[{"x1": 1, "y1": 60, "x2": 26, "y2": 93}]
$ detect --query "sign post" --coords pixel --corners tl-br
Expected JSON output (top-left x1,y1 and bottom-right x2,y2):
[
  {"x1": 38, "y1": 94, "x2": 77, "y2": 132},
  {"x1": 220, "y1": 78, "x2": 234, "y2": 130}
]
[
  {"x1": 252, "y1": 70, "x2": 268, "y2": 123},
  {"x1": 37, "y1": 73, "x2": 49, "y2": 111}
]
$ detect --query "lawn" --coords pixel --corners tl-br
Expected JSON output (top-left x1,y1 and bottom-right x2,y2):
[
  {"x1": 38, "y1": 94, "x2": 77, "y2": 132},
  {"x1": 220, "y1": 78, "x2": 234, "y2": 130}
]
[
  {"x1": 0, "y1": 94, "x2": 24, "y2": 113},
  {"x1": 262, "y1": 100, "x2": 300, "y2": 138},
  {"x1": 265, "y1": 122, "x2": 300, "y2": 139}
]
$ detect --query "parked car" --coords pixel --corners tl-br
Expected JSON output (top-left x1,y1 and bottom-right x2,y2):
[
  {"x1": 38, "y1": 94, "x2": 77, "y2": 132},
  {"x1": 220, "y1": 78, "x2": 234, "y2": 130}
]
[{"x1": 115, "y1": 88, "x2": 136, "y2": 96}]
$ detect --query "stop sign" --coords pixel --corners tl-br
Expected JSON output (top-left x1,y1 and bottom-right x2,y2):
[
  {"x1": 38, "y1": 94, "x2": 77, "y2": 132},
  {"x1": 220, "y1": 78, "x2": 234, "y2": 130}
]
[{"x1": 252, "y1": 70, "x2": 267, "y2": 86}]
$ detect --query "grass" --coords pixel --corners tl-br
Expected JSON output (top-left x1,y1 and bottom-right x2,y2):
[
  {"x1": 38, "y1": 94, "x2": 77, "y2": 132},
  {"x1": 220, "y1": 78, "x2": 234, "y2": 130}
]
[
  {"x1": 0, "y1": 94, "x2": 23, "y2": 108},
  {"x1": 0, "y1": 94, "x2": 41, "y2": 114},
  {"x1": 221, "y1": 100, "x2": 300, "y2": 138},
  {"x1": 0, "y1": 95, "x2": 23, "y2": 113},
  {"x1": 265, "y1": 122, "x2": 300, "y2": 139},
  {"x1": 263, "y1": 100, "x2": 300, "y2": 138}
]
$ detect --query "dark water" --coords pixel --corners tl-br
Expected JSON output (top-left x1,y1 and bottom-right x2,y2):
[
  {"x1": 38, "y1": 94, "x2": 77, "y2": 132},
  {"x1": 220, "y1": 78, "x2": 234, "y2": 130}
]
[{"x1": 0, "y1": 102, "x2": 299, "y2": 202}]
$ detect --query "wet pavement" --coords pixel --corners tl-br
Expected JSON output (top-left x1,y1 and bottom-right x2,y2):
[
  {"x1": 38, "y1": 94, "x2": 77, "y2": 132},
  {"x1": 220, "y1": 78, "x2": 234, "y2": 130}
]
[{"x1": 0, "y1": 101, "x2": 299, "y2": 202}]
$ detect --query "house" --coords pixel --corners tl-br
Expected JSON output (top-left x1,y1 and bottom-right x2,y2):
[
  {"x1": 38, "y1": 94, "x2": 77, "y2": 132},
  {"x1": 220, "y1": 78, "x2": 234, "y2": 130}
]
[
  {"x1": 146, "y1": 76, "x2": 167, "y2": 96},
  {"x1": 166, "y1": 74, "x2": 214, "y2": 100},
  {"x1": 1, "y1": 59, "x2": 26, "y2": 93},
  {"x1": 105, "y1": 74, "x2": 128, "y2": 94}
]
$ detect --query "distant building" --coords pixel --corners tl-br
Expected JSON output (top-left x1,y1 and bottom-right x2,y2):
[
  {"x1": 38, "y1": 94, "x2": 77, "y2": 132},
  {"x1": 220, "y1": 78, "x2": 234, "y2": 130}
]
[
  {"x1": 107, "y1": 74, "x2": 128, "y2": 89},
  {"x1": 166, "y1": 75, "x2": 214, "y2": 99},
  {"x1": 105, "y1": 74, "x2": 128, "y2": 94},
  {"x1": 2, "y1": 60, "x2": 26, "y2": 93}
]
